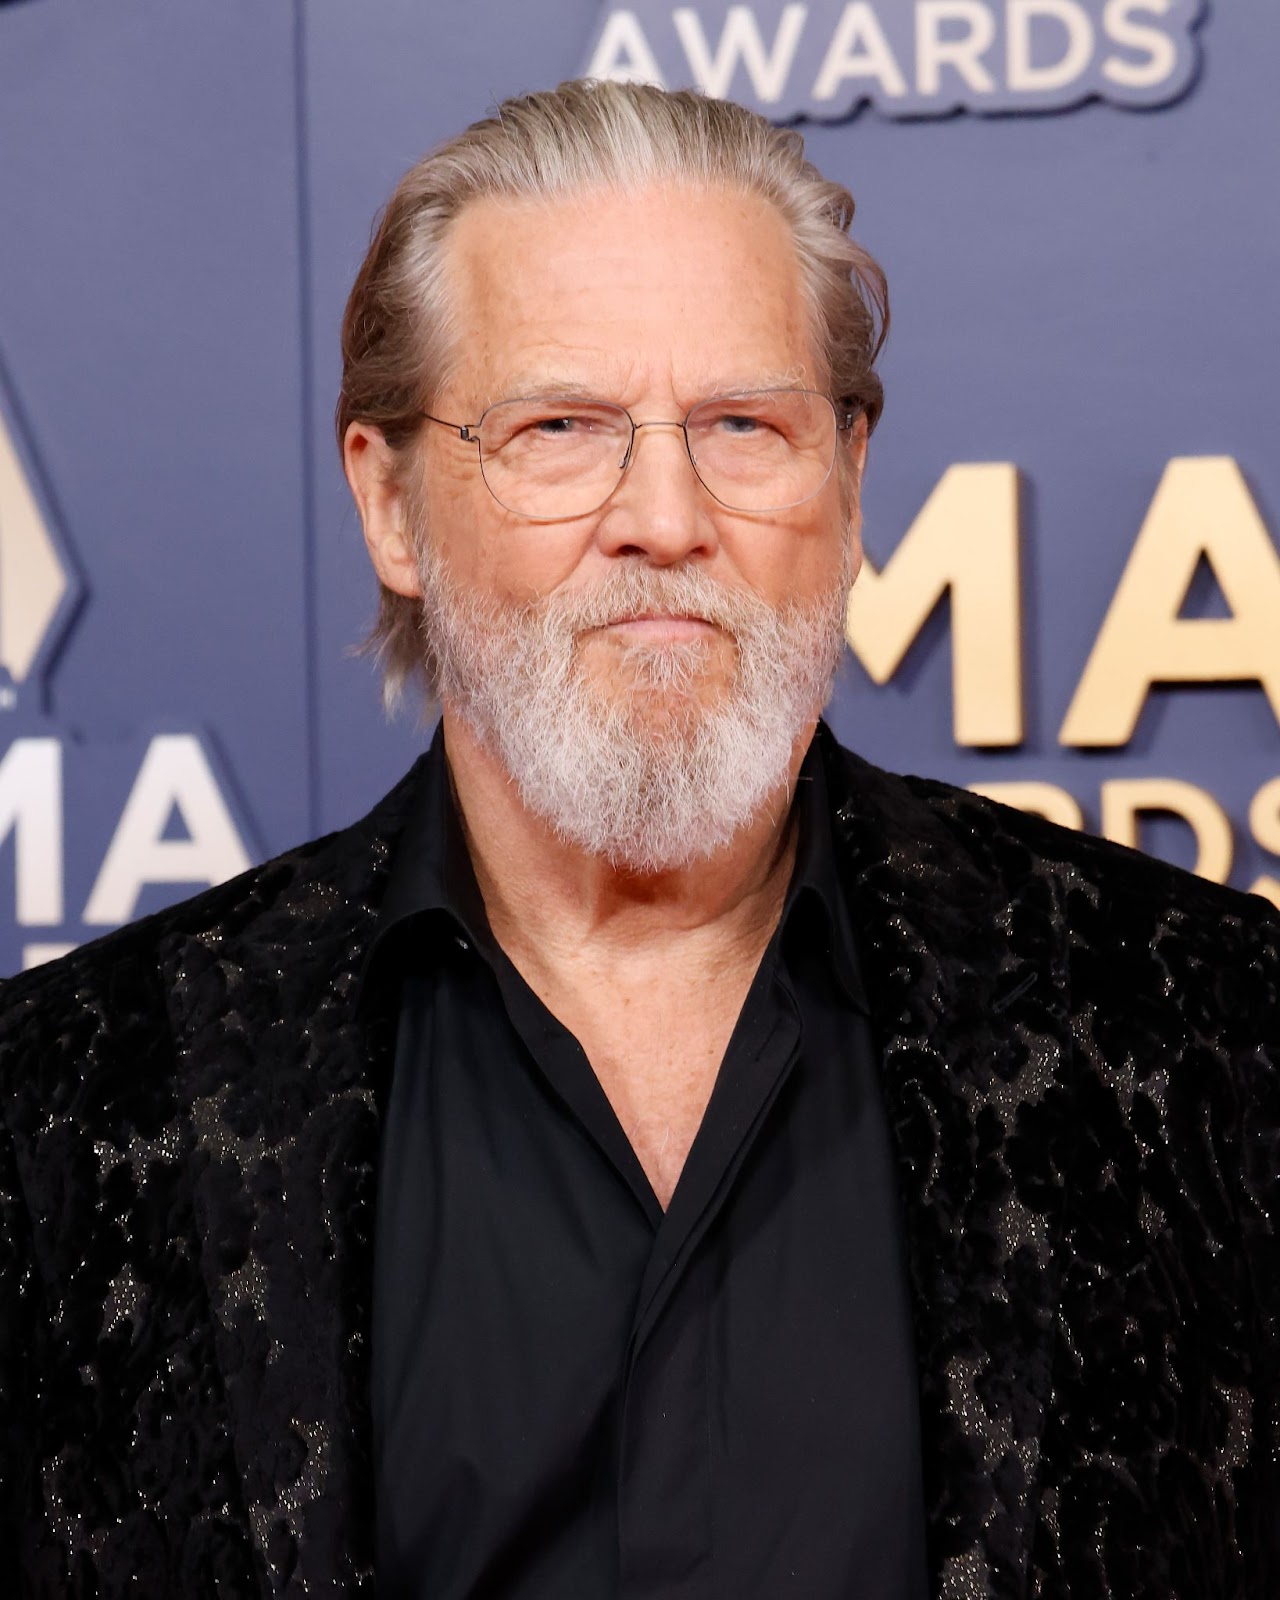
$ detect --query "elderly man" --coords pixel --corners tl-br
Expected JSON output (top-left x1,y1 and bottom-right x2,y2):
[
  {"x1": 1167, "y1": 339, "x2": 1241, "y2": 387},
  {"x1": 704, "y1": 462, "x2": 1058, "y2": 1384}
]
[{"x1": 1, "y1": 79, "x2": 1276, "y2": 1600}]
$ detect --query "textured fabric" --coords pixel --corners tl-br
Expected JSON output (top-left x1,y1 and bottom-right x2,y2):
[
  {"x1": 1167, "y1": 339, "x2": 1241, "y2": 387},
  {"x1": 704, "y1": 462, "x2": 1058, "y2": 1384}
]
[
  {"x1": 370, "y1": 729, "x2": 929, "y2": 1599},
  {"x1": 0, "y1": 730, "x2": 1277, "y2": 1597}
]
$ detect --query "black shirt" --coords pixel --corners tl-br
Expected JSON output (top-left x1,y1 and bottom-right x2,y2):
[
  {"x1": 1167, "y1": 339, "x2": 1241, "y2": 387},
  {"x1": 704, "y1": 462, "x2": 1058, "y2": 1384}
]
[{"x1": 367, "y1": 727, "x2": 929, "y2": 1599}]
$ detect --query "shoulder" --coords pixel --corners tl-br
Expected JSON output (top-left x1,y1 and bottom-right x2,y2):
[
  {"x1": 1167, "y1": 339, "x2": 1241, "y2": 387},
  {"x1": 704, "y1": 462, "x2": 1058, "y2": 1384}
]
[
  {"x1": 0, "y1": 754, "x2": 429, "y2": 1088},
  {"x1": 822, "y1": 734, "x2": 1279, "y2": 987}
]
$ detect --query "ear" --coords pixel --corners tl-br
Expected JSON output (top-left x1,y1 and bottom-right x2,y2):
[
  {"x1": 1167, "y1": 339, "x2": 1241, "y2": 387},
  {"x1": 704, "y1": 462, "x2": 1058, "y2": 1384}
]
[{"x1": 343, "y1": 421, "x2": 422, "y2": 599}]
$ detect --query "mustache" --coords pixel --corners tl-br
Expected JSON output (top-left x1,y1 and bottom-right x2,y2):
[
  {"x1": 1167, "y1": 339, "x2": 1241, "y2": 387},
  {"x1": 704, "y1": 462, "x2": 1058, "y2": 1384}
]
[{"x1": 530, "y1": 563, "x2": 774, "y2": 638}]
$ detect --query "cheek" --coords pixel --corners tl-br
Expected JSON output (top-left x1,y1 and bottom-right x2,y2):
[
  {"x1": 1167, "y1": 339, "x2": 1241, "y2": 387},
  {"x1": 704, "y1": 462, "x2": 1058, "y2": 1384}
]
[
  {"x1": 816, "y1": 477, "x2": 858, "y2": 590},
  {"x1": 846, "y1": 523, "x2": 864, "y2": 587},
  {"x1": 752, "y1": 501, "x2": 850, "y2": 607},
  {"x1": 427, "y1": 479, "x2": 599, "y2": 604},
  {"x1": 419, "y1": 451, "x2": 512, "y2": 587}
]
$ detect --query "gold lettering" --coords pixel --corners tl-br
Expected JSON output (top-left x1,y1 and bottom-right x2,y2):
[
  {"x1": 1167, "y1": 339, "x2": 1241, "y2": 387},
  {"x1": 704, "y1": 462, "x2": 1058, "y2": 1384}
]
[
  {"x1": 1061, "y1": 457, "x2": 1280, "y2": 746},
  {"x1": 1247, "y1": 776, "x2": 1280, "y2": 911},
  {"x1": 846, "y1": 463, "x2": 1022, "y2": 745}
]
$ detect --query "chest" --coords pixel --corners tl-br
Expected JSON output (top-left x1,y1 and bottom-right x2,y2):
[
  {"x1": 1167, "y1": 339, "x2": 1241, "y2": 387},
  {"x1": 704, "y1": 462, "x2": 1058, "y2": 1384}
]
[
  {"x1": 533, "y1": 968, "x2": 758, "y2": 1208},
  {"x1": 372, "y1": 968, "x2": 928, "y2": 1596}
]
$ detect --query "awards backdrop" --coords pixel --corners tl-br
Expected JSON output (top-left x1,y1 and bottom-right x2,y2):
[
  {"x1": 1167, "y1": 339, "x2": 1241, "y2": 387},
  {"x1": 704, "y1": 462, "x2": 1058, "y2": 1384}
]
[{"x1": 0, "y1": 0, "x2": 1276, "y2": 975}]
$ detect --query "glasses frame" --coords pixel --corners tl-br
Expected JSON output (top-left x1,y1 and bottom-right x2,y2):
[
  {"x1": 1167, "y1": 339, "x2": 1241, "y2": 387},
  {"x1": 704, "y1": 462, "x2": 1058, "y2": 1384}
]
[{"x1": 419, "y1": 388, "x2": 864, "y2": 521}]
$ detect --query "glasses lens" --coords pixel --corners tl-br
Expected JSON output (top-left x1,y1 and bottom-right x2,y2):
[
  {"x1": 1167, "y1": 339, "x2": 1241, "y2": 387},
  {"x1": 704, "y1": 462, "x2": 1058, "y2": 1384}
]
[
  {"x1": 471, "y1": 391, "x2": 839, "y2": 519},
  {"x1": 476, "y1": 399, "x2": 632, "y2": 519},
  {"x1": 686, "y1": 390, "x2": 837, "y2": 512}
]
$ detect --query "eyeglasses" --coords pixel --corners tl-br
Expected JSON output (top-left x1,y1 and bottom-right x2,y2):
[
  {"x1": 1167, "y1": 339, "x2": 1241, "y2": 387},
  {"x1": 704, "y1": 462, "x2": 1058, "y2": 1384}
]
[{"x1": 420, "y1": 388, "x2": 861, "y2": 521}]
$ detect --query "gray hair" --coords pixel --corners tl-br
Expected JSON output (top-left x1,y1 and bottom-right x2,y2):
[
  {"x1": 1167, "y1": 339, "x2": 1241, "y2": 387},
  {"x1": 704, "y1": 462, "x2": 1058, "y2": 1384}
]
[{"x1": 337, "y1": 78, "x2": 889, "y2": 708}]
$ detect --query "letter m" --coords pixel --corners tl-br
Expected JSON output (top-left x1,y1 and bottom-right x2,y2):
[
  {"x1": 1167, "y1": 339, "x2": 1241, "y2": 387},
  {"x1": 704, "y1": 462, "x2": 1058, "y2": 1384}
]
[{"x1": 845, "y1": 463, "x2": 1022, "y2": 745}]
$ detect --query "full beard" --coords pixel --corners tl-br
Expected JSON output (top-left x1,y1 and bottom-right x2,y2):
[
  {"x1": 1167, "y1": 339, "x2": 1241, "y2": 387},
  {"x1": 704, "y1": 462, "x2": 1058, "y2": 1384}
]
[{"x1": 416, "y1": 547, "x2": 852, "y2": 874}]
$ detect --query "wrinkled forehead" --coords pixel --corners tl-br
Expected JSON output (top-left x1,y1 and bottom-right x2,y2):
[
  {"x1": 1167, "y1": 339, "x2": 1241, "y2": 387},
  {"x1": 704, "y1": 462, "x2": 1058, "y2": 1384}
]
[{"x1": 438, "y1": 180, "x2": 824, "y2": 410}]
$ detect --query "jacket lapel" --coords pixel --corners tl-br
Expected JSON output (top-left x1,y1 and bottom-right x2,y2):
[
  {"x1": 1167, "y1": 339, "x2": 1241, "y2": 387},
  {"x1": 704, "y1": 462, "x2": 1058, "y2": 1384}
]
[
  {"x1": 156, "y1": 733, "x2": 1072, "y2": 1594},
  {"x1": 828, "y1": 741, "x2": 1075, "y2": 1599},
  {"x1": 160, "y1": 768, "x2": 421, "y2": 1596}
]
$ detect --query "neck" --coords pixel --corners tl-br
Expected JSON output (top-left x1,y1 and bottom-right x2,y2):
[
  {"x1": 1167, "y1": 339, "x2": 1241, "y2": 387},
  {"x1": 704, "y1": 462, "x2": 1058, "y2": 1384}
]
[{"x1": 440, "y1": 707, "x2": 817, "y2": 969}]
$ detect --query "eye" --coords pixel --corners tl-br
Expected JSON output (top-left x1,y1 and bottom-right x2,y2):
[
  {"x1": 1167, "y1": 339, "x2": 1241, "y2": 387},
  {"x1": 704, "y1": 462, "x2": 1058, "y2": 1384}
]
[
  {"x1": 717, "y1": 412, "x2": 764, "y2": 435},
  {"x1": 691, "y1": 396, "x2": 788, "y2": 440},
  {"x1": 479, "y1": 399, "x2": 630, "y2": 460},
  {"x1": 516, "y1": 405, "x2": 620, "y2": 441},
  {"x1": 496, "y1": 408, "x2": 598, "y2": 453}
]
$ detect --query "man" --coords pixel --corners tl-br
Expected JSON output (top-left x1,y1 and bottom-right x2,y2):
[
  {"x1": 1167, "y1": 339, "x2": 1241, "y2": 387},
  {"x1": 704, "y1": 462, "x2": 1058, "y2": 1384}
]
[{"x1": 0, "y1": 79, "x2": 1276, "y2": 1600}]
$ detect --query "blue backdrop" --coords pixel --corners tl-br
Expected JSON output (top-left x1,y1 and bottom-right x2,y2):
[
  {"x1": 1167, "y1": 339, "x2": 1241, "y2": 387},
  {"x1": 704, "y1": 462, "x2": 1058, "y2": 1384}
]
[{"x1": 1, "y1": 0, "x2": 1276, "y2": 974}]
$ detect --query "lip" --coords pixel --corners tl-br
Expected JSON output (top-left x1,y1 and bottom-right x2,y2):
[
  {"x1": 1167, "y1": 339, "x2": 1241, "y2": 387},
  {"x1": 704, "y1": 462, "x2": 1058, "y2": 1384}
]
[{"x1": 595, "y1": 614, "x2": 719, "y2": 643}]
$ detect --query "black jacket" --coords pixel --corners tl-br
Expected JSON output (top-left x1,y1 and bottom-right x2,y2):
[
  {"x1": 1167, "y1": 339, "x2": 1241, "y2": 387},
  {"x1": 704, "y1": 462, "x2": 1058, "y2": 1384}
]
[{"x1": 2, "y1": 735, "x2": 1277, "y2": 1597}]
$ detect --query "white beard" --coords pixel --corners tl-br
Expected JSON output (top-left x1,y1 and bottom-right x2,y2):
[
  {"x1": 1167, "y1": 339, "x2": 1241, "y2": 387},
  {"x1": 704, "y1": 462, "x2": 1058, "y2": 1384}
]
[{"x1": 416, "y1": 548, "x2": 851, "y2": 873}]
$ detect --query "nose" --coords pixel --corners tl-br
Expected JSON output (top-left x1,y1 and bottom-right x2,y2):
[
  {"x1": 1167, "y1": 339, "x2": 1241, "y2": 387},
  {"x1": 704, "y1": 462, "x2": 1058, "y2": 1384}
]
[{"x1": 594, "y1": 420, "x2": 719, "y2": 565}]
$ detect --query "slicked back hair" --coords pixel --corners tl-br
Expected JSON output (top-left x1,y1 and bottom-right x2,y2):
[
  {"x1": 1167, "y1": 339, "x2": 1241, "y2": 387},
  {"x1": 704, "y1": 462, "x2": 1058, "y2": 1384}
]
[{"x1": 338, "y1": 78, "x2": 888, "y2": 708}]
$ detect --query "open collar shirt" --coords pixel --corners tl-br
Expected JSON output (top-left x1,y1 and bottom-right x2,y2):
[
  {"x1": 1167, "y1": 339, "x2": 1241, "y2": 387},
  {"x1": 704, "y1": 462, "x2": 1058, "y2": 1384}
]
[{"x1": 365, "y1": 726, "x2": 930, "y2": 1599}]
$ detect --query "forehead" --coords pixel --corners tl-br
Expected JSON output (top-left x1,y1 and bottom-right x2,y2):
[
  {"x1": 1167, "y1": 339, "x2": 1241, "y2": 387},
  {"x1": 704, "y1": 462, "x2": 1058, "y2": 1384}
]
[{"x1": 440, "y1": 181, "x2": 819, "y2": 406}]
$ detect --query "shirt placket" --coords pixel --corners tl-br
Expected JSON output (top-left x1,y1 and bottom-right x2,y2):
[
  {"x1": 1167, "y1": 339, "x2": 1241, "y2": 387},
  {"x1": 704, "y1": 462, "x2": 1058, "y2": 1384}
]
[
  {"x1": 616, "y1": 1264, "x2": 714, "y2": 1599},
  {"x1": 614, "y1": 987, "x2": 802, "y2": 1600}
]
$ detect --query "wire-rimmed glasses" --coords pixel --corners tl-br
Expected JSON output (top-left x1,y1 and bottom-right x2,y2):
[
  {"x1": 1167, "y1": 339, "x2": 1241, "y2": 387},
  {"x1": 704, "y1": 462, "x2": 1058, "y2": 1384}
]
[{"x1": 420, "y1": 388, "x2": 861, "y2": 520}]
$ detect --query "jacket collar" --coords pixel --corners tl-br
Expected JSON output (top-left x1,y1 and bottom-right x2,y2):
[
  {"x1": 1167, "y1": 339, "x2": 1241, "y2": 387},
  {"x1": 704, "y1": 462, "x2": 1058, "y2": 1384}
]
[
  {"x1": 161, "y1": 730, "x2": 1071, "y2": 1597},
  {"x1": 362, "y1": 722, "x2": 869, "y2": 1015}
]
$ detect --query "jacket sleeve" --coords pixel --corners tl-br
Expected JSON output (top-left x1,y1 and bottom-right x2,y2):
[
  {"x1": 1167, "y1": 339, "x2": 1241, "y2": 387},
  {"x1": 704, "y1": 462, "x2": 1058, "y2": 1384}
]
[
  {"x1": 0, "y1": 1105, "x2": 39, "y2": 1582},
  {"x1": 1240, "y1": 918, "x2": 1280, "y2": 1588}
]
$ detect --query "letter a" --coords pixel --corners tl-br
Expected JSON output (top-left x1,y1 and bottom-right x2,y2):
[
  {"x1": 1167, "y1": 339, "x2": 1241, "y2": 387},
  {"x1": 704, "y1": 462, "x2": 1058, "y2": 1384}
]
[
  {"x1": 83, "y1": 734, "x2": 252, "y2": 925},
  {"x1": 813, "y1": 3, "x2": 909, "y2": 100},
  {"x1": 1061, "y1": 458, "x2": 1280, "y2": 746}
]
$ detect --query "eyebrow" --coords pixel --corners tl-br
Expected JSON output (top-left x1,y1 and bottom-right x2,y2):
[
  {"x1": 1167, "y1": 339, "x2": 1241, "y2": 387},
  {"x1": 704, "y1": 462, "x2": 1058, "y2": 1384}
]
[
  {"x1": 489, "y1": 382, "x2": 605, "y2": 406},
  {"x1": 486, "y1": 369, "x2": 814, "y2": 409}
]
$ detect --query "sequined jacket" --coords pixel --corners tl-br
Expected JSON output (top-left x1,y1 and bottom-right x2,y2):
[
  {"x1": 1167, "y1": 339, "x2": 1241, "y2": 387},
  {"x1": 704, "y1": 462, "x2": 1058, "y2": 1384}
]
[{"x1": 1, "y1": 736, "x2": 1277, "y2": 1598}]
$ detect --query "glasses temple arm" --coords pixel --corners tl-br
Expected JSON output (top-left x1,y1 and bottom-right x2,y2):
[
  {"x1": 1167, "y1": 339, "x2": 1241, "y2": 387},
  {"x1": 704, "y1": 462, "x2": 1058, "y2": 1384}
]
[{"x1": 420, "y1": 410, "x2": 478, "y2": 442}]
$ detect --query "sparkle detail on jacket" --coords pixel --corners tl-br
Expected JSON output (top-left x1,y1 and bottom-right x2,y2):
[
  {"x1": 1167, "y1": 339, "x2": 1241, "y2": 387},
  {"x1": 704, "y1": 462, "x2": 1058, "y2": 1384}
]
[{"x1": 1, "y1": 733, "x2": 1277, "y2": 1597}]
